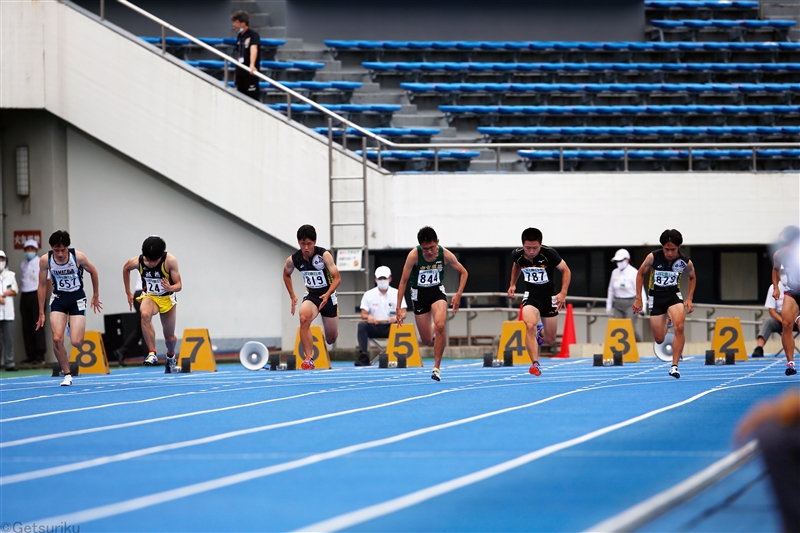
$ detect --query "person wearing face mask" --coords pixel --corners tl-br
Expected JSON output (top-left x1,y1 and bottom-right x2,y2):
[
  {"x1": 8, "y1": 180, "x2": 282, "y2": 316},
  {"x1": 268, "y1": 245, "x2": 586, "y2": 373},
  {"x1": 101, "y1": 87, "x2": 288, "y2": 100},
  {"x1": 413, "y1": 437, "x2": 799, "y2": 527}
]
[
  {"x1": 606, "y1": 249, "x2": 646, "y2": 342},
  {"x1": 0, "y1": 251, "x2": 19, "y2": 371},
  {"x1": 356, "y1": 266, "x2": 407, "y2": 367},
  {"x1": 19, "y1": 239, "x2": 46, "y2": 365},
  {"x1": 231, "y1": 11, "x2": 261, "y2": 101}
]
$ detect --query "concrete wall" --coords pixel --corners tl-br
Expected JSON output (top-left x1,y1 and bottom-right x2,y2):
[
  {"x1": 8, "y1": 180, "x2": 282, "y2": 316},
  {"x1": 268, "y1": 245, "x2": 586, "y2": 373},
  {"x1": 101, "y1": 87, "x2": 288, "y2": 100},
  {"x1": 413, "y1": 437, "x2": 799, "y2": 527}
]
[
  {"x1": 286, "y1": 0, "x2": 644, "y2": 44},
  {"x1": 367, "y1": 172, "x2": 800, "y2": 250}
]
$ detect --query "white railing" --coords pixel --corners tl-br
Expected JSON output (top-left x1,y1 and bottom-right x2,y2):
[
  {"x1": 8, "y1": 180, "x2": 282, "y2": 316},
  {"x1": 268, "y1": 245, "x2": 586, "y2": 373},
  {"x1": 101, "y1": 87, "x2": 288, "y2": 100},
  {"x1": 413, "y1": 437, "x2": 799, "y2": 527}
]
[{"x1": 88, "y1": 0, "x2": 799, "y2": 175}]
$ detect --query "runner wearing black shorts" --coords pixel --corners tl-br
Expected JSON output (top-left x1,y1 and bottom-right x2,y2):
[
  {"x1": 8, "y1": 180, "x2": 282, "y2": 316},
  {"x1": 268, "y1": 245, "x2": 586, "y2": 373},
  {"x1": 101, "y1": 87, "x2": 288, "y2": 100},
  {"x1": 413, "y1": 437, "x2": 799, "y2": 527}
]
[
  {"x1": 396, "y1": 226, "x2": 468, "y2": 382},
  {"x1": 772, "y1": 225, "x2": 799, "y2": 376},
  {"x1": 634, "y1": 229, "x2": 696, "y2": 379},
  {"x1": 507, "y1": 228, "x2": 571, "y2": 376},
  {"x1": 282, "y1": 225, "x2": 341, "y2": 369}
]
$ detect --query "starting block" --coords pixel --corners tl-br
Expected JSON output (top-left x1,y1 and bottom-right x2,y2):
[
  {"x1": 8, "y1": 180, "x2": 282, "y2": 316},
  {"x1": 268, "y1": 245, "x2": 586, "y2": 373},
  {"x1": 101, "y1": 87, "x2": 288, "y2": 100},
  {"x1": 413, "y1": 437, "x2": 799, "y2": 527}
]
[
  {"x1": 705, "y1": 349, "x2": 736, "y2": 366},
  {"x1": 51, "y1": 362, "x2": 80, "y2": 377},
  {"x1": 593, "y1": 351, "x2": 623, "y2": 367},
  {"x1": 711, "y1": 318, "x2": 747, "y2": 362},
  {"x1": 483, "y1": 351, "x2": 514, "y2": 367},
  {"x1": 267, "y1": 352, "x2": 297, "y2": 371},
  {"x1": 69, "y1": 331, "x2": 110, "y2": 374},
  {"x1": 292, "y1": 325, "x2": 331, "y2": 369},
  {"x1": 179, "y1": 328, "x2": 217, "y2": 372},
  {"x1": 602, "y1": 319, "x2": 639, "y2": 363}
]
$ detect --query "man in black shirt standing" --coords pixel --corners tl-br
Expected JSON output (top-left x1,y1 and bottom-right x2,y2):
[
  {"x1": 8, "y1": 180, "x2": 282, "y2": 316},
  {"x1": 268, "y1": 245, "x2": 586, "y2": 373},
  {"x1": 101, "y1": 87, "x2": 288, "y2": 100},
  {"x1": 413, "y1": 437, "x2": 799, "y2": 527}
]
[
  {"x1": 231, "y1": 11, "x2": 261, "y2": 101},
  {"x1": 508, "y1": 227, "x2": 571, "y2": 376}
]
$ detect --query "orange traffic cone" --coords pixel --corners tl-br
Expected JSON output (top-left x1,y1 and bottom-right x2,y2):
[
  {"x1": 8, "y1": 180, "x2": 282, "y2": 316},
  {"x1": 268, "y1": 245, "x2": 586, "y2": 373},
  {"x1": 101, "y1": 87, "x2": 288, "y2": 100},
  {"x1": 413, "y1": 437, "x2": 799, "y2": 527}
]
[{"x1": 557, "y1": 303, "x2": 576, "y2": 358}]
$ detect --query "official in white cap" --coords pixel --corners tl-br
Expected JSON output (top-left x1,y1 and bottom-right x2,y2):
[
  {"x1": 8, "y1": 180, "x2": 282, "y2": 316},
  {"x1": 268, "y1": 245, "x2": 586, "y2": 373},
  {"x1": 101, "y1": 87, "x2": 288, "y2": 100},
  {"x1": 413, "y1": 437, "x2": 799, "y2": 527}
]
[
  {"x1": 356, "y1": 266, "x2": 407, "y2": 366},
  {"x1": 0, "y1": 250, "x2": 19, "y2": 371},
  {"x1": 606, "y1": 248, "x2": 645, "y2": 341},
  {"x1": 20, "y1": 239, "x2": 46, "y2": 364}
]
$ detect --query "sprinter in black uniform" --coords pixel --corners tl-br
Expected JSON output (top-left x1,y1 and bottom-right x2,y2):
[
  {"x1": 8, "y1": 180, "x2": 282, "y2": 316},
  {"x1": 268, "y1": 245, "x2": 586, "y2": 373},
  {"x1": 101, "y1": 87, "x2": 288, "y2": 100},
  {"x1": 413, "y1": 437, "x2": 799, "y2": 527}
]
[
  {"x1": 633, "y1": 229, "x2": 696, "y2": 379},
  {"x1": 36, "y1": 231, "x2": 102, "y2": 387},
  {"x1": 283, "y1": 225, "x2": 341, "y2": 369},
  {"x1": 396, "y1": 226, "x2": 468, "y2": 382},
  {"x1": 507, "y1": 227, "x2": 571, "y2": 376}
]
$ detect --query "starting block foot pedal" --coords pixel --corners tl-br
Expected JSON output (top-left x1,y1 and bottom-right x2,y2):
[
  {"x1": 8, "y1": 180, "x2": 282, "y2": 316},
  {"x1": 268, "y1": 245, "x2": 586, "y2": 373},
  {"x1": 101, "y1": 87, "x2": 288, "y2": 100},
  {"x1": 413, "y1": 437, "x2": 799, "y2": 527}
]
[
  {"x1": 378, "y1": 354, "x2": 389, "y2": 369},
  {"x1": 725, "y1": 351, "x2": 736, "y2": 365},
  {"x1": 269, "y1": 353, "x2": 279, "y2": 371},
  {"x1": 705, "y1": 350, "x2": 715, "y2": 365},
  {"x1": 612, "y1": 350, "x2": 623, "y2": 366},
  {"x1": 593, "y1": 354, "x2": 603, "y2": 367},
  {"x1": 483, "y1": 353, "x2": 493, "y2": 367},
  {"x1": 503, "y1": 350, "x2": 514, "y2": 367},
  {"x1": 285, "y1": 355, "x2": 296, "y2": 371},
  {"x1": 180, "y1": 358, "x2": 192, "y2": 373},
  {"x1": 397, "y1": 354, "x2": 407, "y2": 368},
  {"x1": 52, "y1": 362, "x2": 80, "y2": 377}
]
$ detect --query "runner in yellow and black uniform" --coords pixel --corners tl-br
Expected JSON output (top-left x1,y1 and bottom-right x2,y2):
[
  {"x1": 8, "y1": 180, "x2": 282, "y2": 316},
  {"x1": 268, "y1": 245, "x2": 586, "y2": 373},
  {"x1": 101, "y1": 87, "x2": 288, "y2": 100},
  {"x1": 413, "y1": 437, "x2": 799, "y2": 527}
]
[{"x1": 123, "y1": 236, "x2": 183, "y2": 373}]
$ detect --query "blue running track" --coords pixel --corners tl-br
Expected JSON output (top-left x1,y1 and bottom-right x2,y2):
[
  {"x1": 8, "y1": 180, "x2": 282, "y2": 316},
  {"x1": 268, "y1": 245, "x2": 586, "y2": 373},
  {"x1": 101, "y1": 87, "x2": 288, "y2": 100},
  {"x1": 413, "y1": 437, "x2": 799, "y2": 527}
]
[{"x1": 0, "y1": 356, "x2": 793, "y2": 532}]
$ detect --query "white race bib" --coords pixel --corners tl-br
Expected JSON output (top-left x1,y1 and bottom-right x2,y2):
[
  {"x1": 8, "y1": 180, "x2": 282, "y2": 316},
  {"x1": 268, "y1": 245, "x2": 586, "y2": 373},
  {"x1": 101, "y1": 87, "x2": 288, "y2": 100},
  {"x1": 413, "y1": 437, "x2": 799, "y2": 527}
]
[
  {"x1": 144, "y1": 277, "x2": 165, "y2": 295},
  {"x1": 653, "y1": 270, "x2": 679, "y2": 287},
  {"x1": 55, "y1": 276, "x2": 80, "y2": 292},
  {"x1": 522, "y1": 267, "x2": 549, "y2": 285},
  {"x1": 77, "y1": 298, "x2": 87, "y2": 311},
  {"x1": 417, "y1": 269, "x2": 441, "y2": 288},
  {"x1": 302, "y1": 270, "x2": 328, "y2": 289}
]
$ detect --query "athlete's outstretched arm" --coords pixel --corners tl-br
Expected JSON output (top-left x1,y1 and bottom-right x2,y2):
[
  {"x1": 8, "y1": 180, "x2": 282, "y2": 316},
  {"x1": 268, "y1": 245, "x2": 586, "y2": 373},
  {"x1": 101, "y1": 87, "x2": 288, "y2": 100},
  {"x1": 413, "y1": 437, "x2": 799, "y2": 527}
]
[
  {"x1": 554, "y1": 260, "x2": 571, "y2": 311},
  {"x1": 36, "y1": 255, "x2": 50, "y2": 330},
  {"x1": 283, "y1": 256, "x2": 298, "y2": 315},
  {"x1": 395, "y1": 249, "x2": 417, "y2": 327},
  {"x1": 772, "y1": 249, "x2": 783, "y2": 300},
  {"x1": 632, "y1": 253, "x2": 654, "y2": 315},
  {"x1": 684, "y1": 260, "x2": 696, "y2": 314},
  {"x1": 122, "y1": 257, "x2": 139, "y2": 311},
  {"x1": 318, "y1": 251, "x2": 341, "y2": 310},
  {"x1": 162, "y1": 254, "x2": 182, "y2": 293},
  {"x1": 508, "y1": 263, "x2": 521, "y2": 298},
  {"x1": 76, "y1": 251, "x2": 103, "y2": 313},
  {"x1": 443, "y1": 248, "x2": 468, "y2": 315}
]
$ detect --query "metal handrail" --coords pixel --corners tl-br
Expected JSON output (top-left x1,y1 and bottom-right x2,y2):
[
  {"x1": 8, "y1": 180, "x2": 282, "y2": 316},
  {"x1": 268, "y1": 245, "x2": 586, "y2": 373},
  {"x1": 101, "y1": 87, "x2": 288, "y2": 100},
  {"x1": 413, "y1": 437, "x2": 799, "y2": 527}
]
[{"x1": 97, "y1": 0, "x2": 798, "y2": 160}]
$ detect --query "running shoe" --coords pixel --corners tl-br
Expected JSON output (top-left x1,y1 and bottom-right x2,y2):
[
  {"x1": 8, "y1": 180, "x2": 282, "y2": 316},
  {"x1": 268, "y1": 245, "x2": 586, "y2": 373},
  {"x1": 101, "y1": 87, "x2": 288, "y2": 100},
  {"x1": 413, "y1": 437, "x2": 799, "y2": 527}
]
[
  {"x1": 786, "y1": 362, "x2": 797, "y2": 376},
  {"x1": 431, "y1": 367, "x2": 441, "y2": 381},
  {"x1": 60, "y1": 374, "x2": 73, "y2": 387},
  {"x1": 301, "y1": 358, "x2": 315, "y2": 370},
  {"x1": 143, "y1": 353, "x2": 158, "y2": 366},
  {"x1": 751, "y1": 346, "x2": 764, "y2": 358},
  {"x1": 669, "y1": 365, "x2": 681, "y2": 379},
  {"x1": 529, "y1": 361, "x2": 541, "y2": 376},
  {"x1": 165, "y1": 356, "x2": 176, "y2": 374},
  {"x1": 536, "y1": 323, "x2": 544, "y2": 346}
]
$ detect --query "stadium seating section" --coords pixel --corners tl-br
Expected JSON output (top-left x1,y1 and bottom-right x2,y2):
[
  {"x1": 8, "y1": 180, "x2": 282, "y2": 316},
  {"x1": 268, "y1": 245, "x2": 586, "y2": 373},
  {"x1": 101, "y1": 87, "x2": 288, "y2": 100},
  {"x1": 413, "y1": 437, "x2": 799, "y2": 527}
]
[{"x1": 142, "y1": 0, "x2": 799, "y2": 172}]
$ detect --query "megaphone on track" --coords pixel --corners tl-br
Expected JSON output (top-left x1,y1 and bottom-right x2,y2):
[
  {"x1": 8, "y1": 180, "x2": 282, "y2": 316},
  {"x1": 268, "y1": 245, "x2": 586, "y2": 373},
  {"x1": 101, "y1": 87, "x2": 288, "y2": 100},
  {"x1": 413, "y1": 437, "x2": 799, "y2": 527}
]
[
  {"x1": 653, "y1": 332, "x2": 674, "y2": 362},
  {"x1": 240, "y1": 341, "x2": 270, "y2": 370}
]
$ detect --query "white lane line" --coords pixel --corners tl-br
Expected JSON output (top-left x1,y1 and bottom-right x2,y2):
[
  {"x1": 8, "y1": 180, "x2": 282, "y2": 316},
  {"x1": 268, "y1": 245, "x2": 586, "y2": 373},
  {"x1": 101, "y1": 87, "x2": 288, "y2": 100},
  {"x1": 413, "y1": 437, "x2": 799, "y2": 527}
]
[
  {"x1": 585, "y1": 440, "x2": 760, "y2": 533},
  {"x1": 0, "y1": 387, "x2": 459, "y2": 485},
  {"x1": 19, "y1": 386, "x2": 590, "y2": 527},
  {"x1": 291, "y1": 379, "x2": 770, "y2": 533}
]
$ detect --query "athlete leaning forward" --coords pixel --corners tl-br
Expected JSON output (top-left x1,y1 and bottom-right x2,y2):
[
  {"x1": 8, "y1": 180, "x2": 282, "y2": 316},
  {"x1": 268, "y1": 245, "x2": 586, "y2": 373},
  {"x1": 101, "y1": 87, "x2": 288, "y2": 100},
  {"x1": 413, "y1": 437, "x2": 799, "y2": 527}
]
[
  {"x1": 396, "y1": 226, "x2": 468, "y2": 382},
  {"x1": 283, "y1": 225, "x2": 341, "y2": 369},
  {"x1": 123, "y1": 236, "x2": 183, "y2": 373},
  {"x1": 36, "y1": 231, "x2": 102, "y2": 386},
  {"x1": 507, "y1": 227, "x2": 571, "y2": 376},
  {"x1": 633, "y1": 229, "x2": 696, "y2": 379}
]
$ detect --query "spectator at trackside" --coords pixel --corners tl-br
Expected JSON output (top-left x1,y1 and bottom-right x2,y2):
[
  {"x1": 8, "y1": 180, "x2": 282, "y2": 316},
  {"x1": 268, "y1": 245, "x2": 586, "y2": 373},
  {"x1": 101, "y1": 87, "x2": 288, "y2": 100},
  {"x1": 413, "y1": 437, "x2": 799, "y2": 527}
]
[
  {"x1": 356, "y1": 266, "x2": 407, "y2": 366},
  {"x1": 231, "y1": 11, "x2": 261, "y2": 101},
  {"x1": 752, "y1": 281, "x2": 796, "y2": 357},
  {"x1": 606, "y1": 248, "x2": 646, "y2": 341},
  {"x1": 0, "y1": 251, "x2": 19, "y2": 371},
  {"x1": 19, "y1": 239, "x2": 46, "y2": 364}
]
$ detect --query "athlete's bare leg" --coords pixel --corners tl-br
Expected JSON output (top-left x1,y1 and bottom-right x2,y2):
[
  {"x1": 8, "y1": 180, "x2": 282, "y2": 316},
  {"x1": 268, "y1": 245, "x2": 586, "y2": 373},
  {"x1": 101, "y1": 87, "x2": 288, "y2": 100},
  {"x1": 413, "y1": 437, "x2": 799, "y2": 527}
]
[
  {"x1": 522, "y1": 305, "x2": 542, "y2": 364},
  {"x1": 321, "y1": 316, "x2": 338, "y2": 345},
  {"x1": 666, "y1": 302, "x2": 686, "y2": 367},
  {"x1": 415, "y1": 311, "x2": 434, "y2": 346},
  {"x1": 429, "y1": 300, "x2": 448, "y2": 369},
  {"x1": 780, "y1": 297, "x2": 798, "y2": 364},
  {"x1": 140, "y1": 298, "x2": 160, "y2": 353},
  {"x1": 541, "y1": 315, "x2": 559, "y2": 346},
  {"x1": 650, "y1": 313, "x2": 670, "y2": 345},
  {"x1": 68, "y1": 315, "x2": 86, "y2": 350},
  {"x1": 49, "y1": 312, "x2": 70, "y2": 374},
  {"x1": 298, "y1": 300, "x2": 320, "y2": 360},
  {"x1": 159, "y1": 306, "x2": 178, "y2": 355}
]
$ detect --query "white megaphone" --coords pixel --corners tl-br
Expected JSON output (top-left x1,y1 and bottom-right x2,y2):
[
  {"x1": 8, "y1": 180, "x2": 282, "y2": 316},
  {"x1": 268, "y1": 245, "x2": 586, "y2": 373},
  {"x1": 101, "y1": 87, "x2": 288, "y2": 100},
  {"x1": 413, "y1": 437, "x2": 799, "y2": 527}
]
[
  {"x1": 653, "y1": 332, "x2": 674, "y2": 362},
  {"x1": 239, "y1": 341, "x2": 270, "y2": 370}
]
